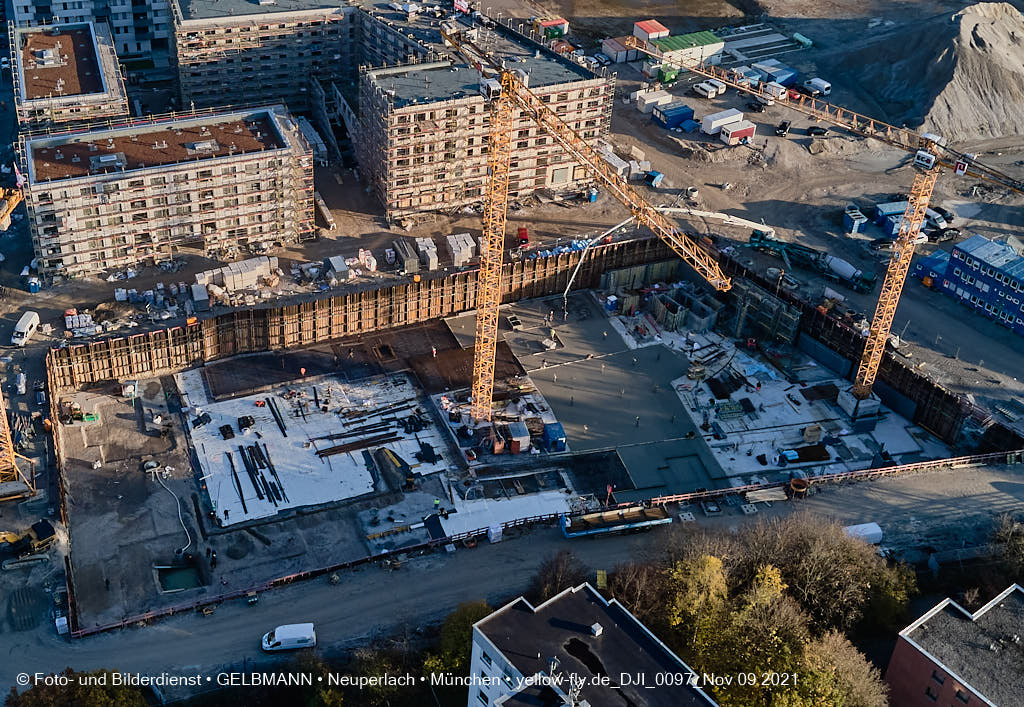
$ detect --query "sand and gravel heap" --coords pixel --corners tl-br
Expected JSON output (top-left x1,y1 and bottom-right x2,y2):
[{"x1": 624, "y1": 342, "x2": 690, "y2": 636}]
[{"x1": 837, "y1": 3, "x2": 1024, "y2": 142}]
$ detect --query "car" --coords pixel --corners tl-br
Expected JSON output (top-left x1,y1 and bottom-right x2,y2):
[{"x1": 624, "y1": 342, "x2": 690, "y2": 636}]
[
  {"x1": 931, "y1": 227, "x2": 961, "y2": 243},
  {"x1": 798, "y1": 84, "x2": 821, "y2": 98},
  {"x1": 931, "y1": 206, "x2": 956, "y2": 224},
  {"x1": 807, "y1": 126, "x2": 829, "y2": 136},
  {"x1": 747, "y1": 101, "x2": 766, "y2": 113},
  {"x1": 593, "y1": 52, "x2": 611, "y2": 66},
  {"x1": 775, "y1": 120, "x2": 791, "y2": 137},
  {"x1": 869, "y1": 238, "x2": 896, "y2": 252},
  {"x1": 889, "y1": 192, "x2": 910, "y2": 202}
]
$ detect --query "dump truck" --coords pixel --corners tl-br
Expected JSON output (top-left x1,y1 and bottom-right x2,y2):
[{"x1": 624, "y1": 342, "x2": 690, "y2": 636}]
[{"x1": 749, "y1": 232, "x2": 876, "y2": 293}]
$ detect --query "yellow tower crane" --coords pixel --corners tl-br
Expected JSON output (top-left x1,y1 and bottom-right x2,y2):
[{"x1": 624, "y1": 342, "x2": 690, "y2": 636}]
[
  {"x1": 0, "y1": 384, "x2": 35, "y2": 502},
  {"x1": 440, "y1": 28, "x2": 732, "y2": 423}
]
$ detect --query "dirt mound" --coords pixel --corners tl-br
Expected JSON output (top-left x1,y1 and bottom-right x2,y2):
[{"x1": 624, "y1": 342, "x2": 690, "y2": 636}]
[
  {"x1": 833, "y1": 3, "x2": 1024, "y2": 141},
  {"x1": 762, "y1": 137, "x2": 811, "y2": 171}
]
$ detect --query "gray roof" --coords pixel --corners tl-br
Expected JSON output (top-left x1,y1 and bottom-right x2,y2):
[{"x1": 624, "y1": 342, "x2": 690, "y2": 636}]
[
  {"x1": 177, "y1": 0, "x2": 344, "y2": 21},
  {"x1": 903, "y1": 584, "x2": 1024, "y2": 705},
  {"x1": 956, "y1": 234, "x2": 1024, "y2": 278},
  {"x1": 475, "y1": 584, "x2": 716, "y2": 707}
]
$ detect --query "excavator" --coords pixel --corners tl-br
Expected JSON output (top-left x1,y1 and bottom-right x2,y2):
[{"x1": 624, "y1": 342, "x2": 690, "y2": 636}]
[{"x1": 0, "y1": 519, "x2": 56, "y2": 567}]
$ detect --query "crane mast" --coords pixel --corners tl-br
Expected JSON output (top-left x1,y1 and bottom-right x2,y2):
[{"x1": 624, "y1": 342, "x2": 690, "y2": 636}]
[
  {"x1": 470, "y1": 74, "x2": 515, "y2": 424},
  {"x1": 852, "y1": 160, "x2": 939, "y2": 398}
]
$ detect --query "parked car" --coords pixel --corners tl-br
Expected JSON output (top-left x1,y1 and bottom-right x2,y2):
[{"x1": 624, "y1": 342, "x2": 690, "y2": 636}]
[
  {"x1": 775, "y1": 120, "x2": 791, "y2": 137},
  {"x1": 931, "y1": 206, "x2": 956, "y2": 224},
  {"x1": 747, "y1": 101, "x2": 767, "y2": 113},
  {"x1": 807, "y1": 126, "x2": 829, "y2": 136},
  {"x1": 889, "y1": 192, "x2": 910, "y2": 202},
  {"x1": 931, "y1": 227, "x2": 961, "y2": 243},
  {"x1": 593, "y1": 52, "x2": 611, "y2": 66},
  {"x1": 869, "y1": 238, "x2": 896, "y2": 252}
]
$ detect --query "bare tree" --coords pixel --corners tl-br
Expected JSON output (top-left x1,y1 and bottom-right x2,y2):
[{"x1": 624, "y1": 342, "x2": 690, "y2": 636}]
[{"x1": 526, "y1": 550, "x2": 589, "y2": 603}]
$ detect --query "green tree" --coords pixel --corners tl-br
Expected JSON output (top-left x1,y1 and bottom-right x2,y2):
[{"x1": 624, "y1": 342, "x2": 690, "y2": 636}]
[
  {"x1": 346, "y1": 649, "x2": 401, "y2": 707},
  {"x1": 664, "y1": 554, "x2": 728, "y2": 655},
  {"x1": 290, "y1": 654, "x2": 344, "y2": 707},
  {"x1": 6, "y1": 669, "x2": 147, "y2": 707},
  {"x1": 422, "y1": 600, "x2": 493, "y2": 676}
]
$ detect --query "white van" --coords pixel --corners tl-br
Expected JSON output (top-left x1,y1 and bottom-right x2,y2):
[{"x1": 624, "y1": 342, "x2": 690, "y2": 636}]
[
  {"x1": 693, "y1": 82, "x2": 716, "y2": 98},
  {"x1": 11, "y1": 311, "x2": 39, "y2": 347},
  {"x1": 262, "y1": 623, "x2": 316, "y2": 651},
  {"x1": 706, "y1": 79, "x2": 727, "y2": 95}
]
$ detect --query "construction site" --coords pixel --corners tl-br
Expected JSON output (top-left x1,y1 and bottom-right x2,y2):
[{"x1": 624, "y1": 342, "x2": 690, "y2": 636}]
[{"x1": 0, "y1": 0, "x2": 1023, "y2": 690}]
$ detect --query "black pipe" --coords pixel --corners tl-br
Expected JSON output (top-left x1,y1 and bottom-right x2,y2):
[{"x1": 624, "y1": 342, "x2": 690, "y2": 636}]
[
  {"x1": 226, "y1": 451, "x2": 247, "y2": 514},
  {"x1": 262, "y1": 443, "x2": 288, "y2": 503},
  {"x1": 237, "y1": 445, "x2": 264, "y2": 500}
]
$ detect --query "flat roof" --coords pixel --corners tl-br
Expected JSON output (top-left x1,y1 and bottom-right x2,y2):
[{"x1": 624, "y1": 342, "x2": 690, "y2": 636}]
[
  {"x1": 19, "y1": 25, "x2": 103, "y2": 100},
  {"x1": 476, "y1": 584, "x2": 715, "y2": 706},
  {"x1": 956, "y1": 234, "x2": 1024, "y2": 277},
  {"x1": 635, "y1": 20, "x2": 670, "y2": 34},
  {"x1": 903, "y1": 584, "x2": 1024, "y2": 705},
  {"x1": 176, "y1": 0, "x2": 343, "y2": 21},
  {"x1": 28, "y1": 110, "x2": 287, "y2": 183},
  {"x1": 653, "y1": 31, "x2": 723, "y2": 52}
]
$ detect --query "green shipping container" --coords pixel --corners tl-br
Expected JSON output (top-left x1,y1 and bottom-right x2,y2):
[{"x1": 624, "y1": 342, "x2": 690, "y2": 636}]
[{"x1": 659, "y1": 66, "x2": 679, "y2": 83}]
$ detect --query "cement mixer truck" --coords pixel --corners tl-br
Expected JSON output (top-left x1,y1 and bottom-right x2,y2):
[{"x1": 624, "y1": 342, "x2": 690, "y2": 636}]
[{"x1": 748, "y1": 232, "x2": 877, "y2": 293}]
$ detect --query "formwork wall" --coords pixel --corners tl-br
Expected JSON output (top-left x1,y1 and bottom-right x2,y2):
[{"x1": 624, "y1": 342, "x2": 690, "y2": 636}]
[
  {"x1": 46, "y1": 238, "x2": 1024, "y2": 449},
  {"x1": 47, "y1": 238, "x2": 673, "y2": 389}
]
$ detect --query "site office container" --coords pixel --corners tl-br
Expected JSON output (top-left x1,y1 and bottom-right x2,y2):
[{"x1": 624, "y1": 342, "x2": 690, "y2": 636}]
[
  {"x1": 653, "y1": 101, "x2": 694, "y2": 129},
  {"x1": 874, "y1": 201, "x2": 908, "y2": 225},
  {"x1": 720, "y1": 120, "x2": 756, "y2": 145}
]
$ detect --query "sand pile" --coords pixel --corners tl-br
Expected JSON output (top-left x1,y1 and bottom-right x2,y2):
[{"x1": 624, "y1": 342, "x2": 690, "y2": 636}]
[{"x1": 835, "y1": 3, "x2": 1024, "y2": 141}]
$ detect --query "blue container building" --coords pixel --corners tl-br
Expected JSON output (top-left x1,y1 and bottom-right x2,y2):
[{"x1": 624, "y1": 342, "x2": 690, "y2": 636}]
[
  {"x1": 653, "y1": 102, "x2": 694, "y2": 130},
  {"x1": 939, "y1": 234, "x2": 1024, "y2": 336},
  {"x1": 542, "y1": 423, "x2": 567, "y2": 452}
]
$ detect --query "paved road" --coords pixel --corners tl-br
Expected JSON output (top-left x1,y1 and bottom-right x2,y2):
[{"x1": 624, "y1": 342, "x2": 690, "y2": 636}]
[{"x1": 3, "y1": 462, "x2": 1023, "y2": 701}]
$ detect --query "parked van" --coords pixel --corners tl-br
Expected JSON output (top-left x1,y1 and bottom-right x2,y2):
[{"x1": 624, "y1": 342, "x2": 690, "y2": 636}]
[
  {"x1": 262, "y1": 623, "x2": 316, "y2": 651},
  {"x1": 706, "y1": 79, "x2": 727, "y2": 95},
  {"x1": 11, "y1": 311, "x2": 39, "y2": 347},
  {"x1": 693, "y1": 82, "x2": 716, "y2": 98},
  {"x1": 925, "y1": 208, "x2": 948, "y2": 230},
  {"x1": 802, "y1": 77, "x2": 831, "y2": 96}
]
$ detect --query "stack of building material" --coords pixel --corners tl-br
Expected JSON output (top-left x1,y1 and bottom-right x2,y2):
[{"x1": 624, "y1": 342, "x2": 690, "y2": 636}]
[
  {"x1": 392, "y1": 239, "x2": 419, "y2": 273},
  {"x1": 195, "y1": 256, "x2": 278, "y2": 291},
  {"x1": 447, "y1": 233, "x2": 477, "y2": 267},
  {"x1": 191, "y1": 284, "x2": 211, "y2": 311},
  {"x1": 357, "y1": 248, "x2": 378, "y2": 272},
  {"x1": 64, "y1": 311, "x2": 97, "y2": 336},
  {"x1": 597, "y1": 144, "x2": 629, "y2": 177},
  {"x1": 415, "y1": 237, "x2": 439, "y2": 270}
]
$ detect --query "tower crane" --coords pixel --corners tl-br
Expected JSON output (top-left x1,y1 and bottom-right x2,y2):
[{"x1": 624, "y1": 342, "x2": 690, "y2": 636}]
[
  {"x1": 623, "y1": 36, "x2": 1009, "y2": 411},
  {"x1": 439, "y1": 24, "x2": 731, "y2": 424},
  {"x1": 0, "y1": 384, "x2": 36, "y2": 501}
]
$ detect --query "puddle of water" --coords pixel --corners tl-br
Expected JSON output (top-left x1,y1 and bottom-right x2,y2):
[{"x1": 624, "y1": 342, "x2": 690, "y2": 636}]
[{"x1": 156, "y1": 565, "x2": 202, "y2": 592}]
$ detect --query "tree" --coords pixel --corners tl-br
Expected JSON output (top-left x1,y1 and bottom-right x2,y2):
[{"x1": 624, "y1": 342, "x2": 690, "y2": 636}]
[
  {"x1": 993, "y1": 513, "x2": 1024, "y2": 579},
  {"x1": 526, "y1": 550, "x2": 589, "y2": 603},
  {"x1": 422, "y1": 600, "x2": 493, "y2": 676},
  {"x1": 6, "y1": 669, "x2": 147, "y2": 707},
  {"x1": 664, "y1": 554, "x2": 728, "y2": 656},
  {"x1": 797, "y1": 630, "x2": 888, "y2": 707},
  {"x1": 607, "y1": 561, "x2": 666, "y2": 624},
  {"x1": 346, "y1": 649, "x2": 401, "y2": 707}
]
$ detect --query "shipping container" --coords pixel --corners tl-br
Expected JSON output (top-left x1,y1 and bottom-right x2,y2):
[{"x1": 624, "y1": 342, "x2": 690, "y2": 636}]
[
  {"x1": 653, "y1": 101, "x2": 694, "y2": 129},
  {"x1": 843, "y1": 208, "x2": 868, "y2": 234},
  {"x1": 719, "y1": 119, "x2": 756, "y2": 145},
  {"x1": 874, "y1": 201, "x2": 908, "y2": 224},
  {"x1": 658, "y1": 65, "x2": 679, "y2": 84},
  {"x1": 701, "y1": 108, "x2": 743, "y2": 135},
  {"x1": 636, "y1": 90, "x2": 672, "y2": 113},
  {"x1": 542, "y1": 423, "x2": 567, "y2": 452}
]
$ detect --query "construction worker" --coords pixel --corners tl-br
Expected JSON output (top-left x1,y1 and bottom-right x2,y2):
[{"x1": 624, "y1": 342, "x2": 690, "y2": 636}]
[
  {"x1": 433, "y1": 498, "x2": 441, "y2": 511},
  {"x1": 432, "y1": 346, "x2": 437, "y2": 358},
  {"x1": 300, "y1": 367, "x2": 306, "y2": 377},
  {"x1": 634, "y1": 415, "x2": 640, "y2": 427}
]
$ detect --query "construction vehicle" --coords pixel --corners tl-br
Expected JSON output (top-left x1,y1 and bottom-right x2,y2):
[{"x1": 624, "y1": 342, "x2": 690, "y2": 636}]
[
  {"x1": 439, "y1": 22, "x2": 731, "y2": 424},
  {"x1": 748, "y1": 231, "x2": 877, "y2": 293},
  {"x1": 0, "y1": 519, "x2": 56, "y2": 559},
  {"x1": 0, "y1": 186, "x2": 24, "y2": 231}
]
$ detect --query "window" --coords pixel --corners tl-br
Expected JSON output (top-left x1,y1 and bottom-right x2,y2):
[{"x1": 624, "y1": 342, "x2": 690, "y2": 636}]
[
  {"x1": 924, "y1": 685, "x2": 938, "y2": 701},
  {"x1": 476, "y1": 690, "x2": 489, "y2": 705},
  {"x1": 955, "y1": 689, "x2": 970, "y2": 703},
  {"x1": 931, "y1": 670, "x2": 944, "y2": 684},
  {"x1": 481, "y1": 652, "x2": 492, "y2": 667}
]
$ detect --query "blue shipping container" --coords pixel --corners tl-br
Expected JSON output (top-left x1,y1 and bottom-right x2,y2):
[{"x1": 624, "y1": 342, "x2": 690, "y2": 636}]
[
  {"x1": 654, "y1": 104, "x2": 694, "y2": 129},
  {"x1": 843, "y1": 209, "x2": 868, "y2": 234},
  {"x1": 542, "y1": 423, "x2": 567, "y2": 452},
  {"x1": 874, "y1": 201, "x2": 908, "y2": 225},
  {"x1": 680, "y1": 119, "x2": 701, "y2": 133}
]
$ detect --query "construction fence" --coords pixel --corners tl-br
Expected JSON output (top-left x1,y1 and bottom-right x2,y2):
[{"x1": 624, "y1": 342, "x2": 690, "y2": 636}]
[{"x1": 45, "y1": 237, "x2": 1021, "y2": 448}]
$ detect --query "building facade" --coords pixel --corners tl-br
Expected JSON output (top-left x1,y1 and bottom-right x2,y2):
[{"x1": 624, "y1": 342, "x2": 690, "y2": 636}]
[
  {"x1": 885, "y1": 584, "x2": 1024, "y2": 706},
  {"x1": 9, "y1": 0, "x2": 172, "y2": 65},
  {"x1": 469, "y1": 583, "x2": 717, "y2": 707},
  {"x1": 21, "y1": 104, "x2": 313, "y2": 277},
  {"x1": 940, "y1": 234, "x2": 1024, "y2": 336},
  {"x1": 11, "y1": 22, "x2": 129, "y2": 130}
]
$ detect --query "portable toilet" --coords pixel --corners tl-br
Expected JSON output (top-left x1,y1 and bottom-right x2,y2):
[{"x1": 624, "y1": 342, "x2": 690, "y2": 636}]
[{"x1": 542, "y1": 422, "x2": 567, "y2": 452}]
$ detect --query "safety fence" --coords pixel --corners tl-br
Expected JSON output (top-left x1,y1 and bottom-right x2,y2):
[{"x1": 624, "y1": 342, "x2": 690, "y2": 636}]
[{"x1": 64, "y1": 448, "x2": 1023, "y2": 639}]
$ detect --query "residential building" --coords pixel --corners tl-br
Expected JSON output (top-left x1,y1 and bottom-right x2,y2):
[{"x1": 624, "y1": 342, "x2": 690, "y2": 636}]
[
  {"x1": 8, "y1": 0, "x2": 172, "y2": 67},
  {"x1": 11, "y1": 22, "x2": 129, "y2": 130},
  {"x1": 885, "y1": 583, "x2": 1024, "y2": 706},
  {"x1": 940, "y1": 234, "x2": 1024, "y2": 336},
  {"x1": 21, "y1": 104, "x2": 313, "y2": 277},
  {"x1": 358, "y1": 15, "x2": 613, "y2": 222},
  {"x1": 469, "y1": 583, "x2": 717, "y2": 707},
  {"x1": 170, "y1": 0, "x2": 366, "y2": 112}
]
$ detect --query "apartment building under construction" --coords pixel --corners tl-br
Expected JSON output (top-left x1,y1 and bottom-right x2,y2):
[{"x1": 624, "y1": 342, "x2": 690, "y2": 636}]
[
  {"x1": 21, "y1": 104, "x2": 314, "y2": 277},
  {"x1": 10, "y1": 22, "x2": 129, "y2": 130},
  {"x1": 357, "y1": 17, "x2": 614, "y2": 221}
]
